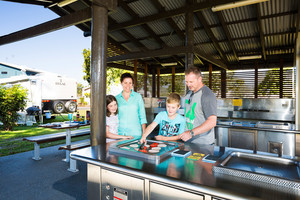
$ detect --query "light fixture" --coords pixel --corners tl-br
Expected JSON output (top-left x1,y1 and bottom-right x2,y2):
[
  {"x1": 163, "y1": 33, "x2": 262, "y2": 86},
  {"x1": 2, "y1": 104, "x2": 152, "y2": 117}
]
[
  {"x1": 238, "y1": 55, "x2": 262, "y2": 61},
  {"x1": 211, "y1": 0, "x2": 269, "y2": 12},
  {"x1": 161, "y1": 62, "x2": 177, "y2": 67},
  {"x1": 57, "y1": 0, "x2": 77, "y2": 7}
]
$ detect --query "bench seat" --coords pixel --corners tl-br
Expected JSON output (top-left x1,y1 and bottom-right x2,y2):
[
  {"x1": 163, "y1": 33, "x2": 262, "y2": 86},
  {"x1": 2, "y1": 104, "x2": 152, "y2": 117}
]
[
  {"x1": 23, "y1": 128, "x2": 90, "y2": 160},
  {"x1": 58, "y1": 139, "x2": 91, "y2": 172},
  {"x1": 58, "y1": 139, "x2": 90, "y2": 151}
]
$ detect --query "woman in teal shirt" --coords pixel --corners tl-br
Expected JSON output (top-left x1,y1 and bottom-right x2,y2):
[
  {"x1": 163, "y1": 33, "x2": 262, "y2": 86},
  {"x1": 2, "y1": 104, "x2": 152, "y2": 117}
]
[{"x1": 116, "y1": 73, "x2": 147, "y2": 137}]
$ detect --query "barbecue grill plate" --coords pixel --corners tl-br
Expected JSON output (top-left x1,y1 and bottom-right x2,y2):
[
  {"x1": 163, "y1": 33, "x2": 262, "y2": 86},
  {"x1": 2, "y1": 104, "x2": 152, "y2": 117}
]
[{"x1": 109, "y1": 139, "x2": 183, "y2": 164}]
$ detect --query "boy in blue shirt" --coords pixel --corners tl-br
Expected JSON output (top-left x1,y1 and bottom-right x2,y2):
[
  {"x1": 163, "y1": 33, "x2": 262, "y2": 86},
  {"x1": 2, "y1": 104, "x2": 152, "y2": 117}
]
[{"x1": 140, "y1": 93, "x2": 186, "y2": 143}]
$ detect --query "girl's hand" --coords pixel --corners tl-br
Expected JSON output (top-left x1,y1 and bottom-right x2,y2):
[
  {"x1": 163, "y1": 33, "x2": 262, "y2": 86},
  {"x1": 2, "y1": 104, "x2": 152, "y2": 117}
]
[{"x1": 125, "y1": 135, "x2": 134, "y2": 139}]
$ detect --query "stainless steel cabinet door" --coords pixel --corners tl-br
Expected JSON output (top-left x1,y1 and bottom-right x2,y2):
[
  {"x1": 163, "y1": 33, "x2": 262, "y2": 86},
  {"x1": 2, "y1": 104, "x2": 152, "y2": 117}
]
[{"x1": 149, "y1": 182, "x2": 205, "y2": 200}]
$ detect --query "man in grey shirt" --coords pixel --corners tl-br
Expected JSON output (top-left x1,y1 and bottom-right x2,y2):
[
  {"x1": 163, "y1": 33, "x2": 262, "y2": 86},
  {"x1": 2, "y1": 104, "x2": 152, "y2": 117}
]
[{"x1": 180, "y1": 66, "x2": 217, "y2": 145}]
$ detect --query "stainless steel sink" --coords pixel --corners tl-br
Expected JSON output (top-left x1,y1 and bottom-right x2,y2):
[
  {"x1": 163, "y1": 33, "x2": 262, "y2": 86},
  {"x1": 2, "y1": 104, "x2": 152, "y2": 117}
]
[{"x1": 213, "y1": 151, "x2": 300, "y2": 190}]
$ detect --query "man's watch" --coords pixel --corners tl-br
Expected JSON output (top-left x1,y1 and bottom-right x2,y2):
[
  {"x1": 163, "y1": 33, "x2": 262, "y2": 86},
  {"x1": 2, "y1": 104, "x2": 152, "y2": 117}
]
[{"x1": 190, "y1": 130, "x2": 195, "y2": 137}]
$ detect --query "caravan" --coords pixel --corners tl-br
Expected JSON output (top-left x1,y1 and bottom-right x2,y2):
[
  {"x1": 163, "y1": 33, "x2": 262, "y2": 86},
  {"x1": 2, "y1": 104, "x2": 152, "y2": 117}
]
[{"x1": 0, "y1": 73, "x2": 77, "y2": 114}]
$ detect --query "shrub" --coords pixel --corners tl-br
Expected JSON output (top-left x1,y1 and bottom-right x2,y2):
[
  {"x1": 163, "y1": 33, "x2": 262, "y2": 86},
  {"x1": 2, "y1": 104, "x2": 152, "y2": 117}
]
[{"x1": 0, "y1": 84, "x2": 27, "y2": 131}]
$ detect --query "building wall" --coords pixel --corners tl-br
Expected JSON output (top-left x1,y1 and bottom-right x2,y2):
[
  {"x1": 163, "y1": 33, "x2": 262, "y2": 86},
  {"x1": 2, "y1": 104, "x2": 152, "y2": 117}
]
[{"x1": 0, "y1": 64, "x2": 23, "y2": 78}]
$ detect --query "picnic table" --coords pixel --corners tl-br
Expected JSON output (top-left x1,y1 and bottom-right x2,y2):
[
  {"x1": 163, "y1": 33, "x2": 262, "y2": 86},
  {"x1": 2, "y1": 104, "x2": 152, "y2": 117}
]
[{"x1": 38, "y1": 122, "x2": 90, "y2": 162}]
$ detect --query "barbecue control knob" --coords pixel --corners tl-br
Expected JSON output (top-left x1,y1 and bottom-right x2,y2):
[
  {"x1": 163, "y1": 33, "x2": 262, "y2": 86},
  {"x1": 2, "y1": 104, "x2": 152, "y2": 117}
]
[
  {"x1": 106, "y1": 185, "x2": 110, "y2": 190},
  {"x1": 106, "y1": 195, "x2": 110, "y2": 200}
]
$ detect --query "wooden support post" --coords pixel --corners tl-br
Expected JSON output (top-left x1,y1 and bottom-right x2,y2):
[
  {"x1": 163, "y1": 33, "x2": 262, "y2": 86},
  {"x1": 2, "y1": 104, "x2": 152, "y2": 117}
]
[
  {"x1": 157, "y1": 67, "x2": 160, "y2": 98},
  {"x1": 172, "y1": 66, "x2": 175, "y2": 92},
  {"x1": 90, "y1": 3, "x2": 108, "y2": 146},
  {"x1": 144, "y1": 64, "x2": 148, "y2": 97},
  {"x1": 152, "y1": 68, "x2": 156, "y2": 97},
  {"x1": 134, "y1": 60, "x2": 138, "y2": 91},
  {"x1": 221, "y1": 69, "x2": 226, "y2": 98},
  {"x1": 255, "y1": 62, "x2": 258, "y2": 98},
  {"x1": 185, "y1": 4, "x2": 194, "y2": 69},
  {"x1": 209, "y1": 63, "x2": 212, "y2": 89},
  {"x1": 280, "y1": 59, "x2": 284, "y2": 98}
]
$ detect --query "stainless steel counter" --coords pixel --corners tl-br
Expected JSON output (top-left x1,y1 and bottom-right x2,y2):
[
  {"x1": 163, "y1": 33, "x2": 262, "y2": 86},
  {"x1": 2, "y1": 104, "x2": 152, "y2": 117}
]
[
  {"x1": 70, "y1": 140, "x2": 300, "y2": 200},
  {"x1": 216, "y1": 124, "x2": 300, "y2": 134},
  {"x1": 215, "y1": 124, "x2": 299, "y2": 157}
]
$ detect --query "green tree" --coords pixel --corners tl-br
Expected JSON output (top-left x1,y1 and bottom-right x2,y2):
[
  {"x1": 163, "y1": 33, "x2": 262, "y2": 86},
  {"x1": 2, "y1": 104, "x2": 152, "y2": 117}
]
[
  {"x1": 82, "y1": 49, "x2": 129, "y2": 92},
  {"x1": 257, "y1": 68, "x2": 280, "y2": 97},
  {"x1": 82, "y1": 48, "x2": 91, "y2": 84},
  {"x1": 77, "y1": 83, "x2": 84, "y2": 97},
  {"x1": 0, "y1": 84, "x2": 27, "y2": 131},
  {"x1": 203, "y1": 72, "x2": 245, "y2": 98}
]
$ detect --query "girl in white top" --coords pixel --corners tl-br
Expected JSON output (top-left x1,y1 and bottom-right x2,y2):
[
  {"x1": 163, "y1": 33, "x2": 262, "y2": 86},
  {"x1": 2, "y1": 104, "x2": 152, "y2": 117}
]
[{"x1": 106, "y1": 95, "x2": 133, "y2": 139}]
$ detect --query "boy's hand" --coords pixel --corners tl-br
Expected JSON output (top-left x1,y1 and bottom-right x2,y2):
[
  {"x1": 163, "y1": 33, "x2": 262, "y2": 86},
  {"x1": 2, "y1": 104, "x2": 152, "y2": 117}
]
[
  {"x1": 155, "y1": 135, "x2": 165, "y2": 140},
  {"x1": 140, "y1": 136, "x2": 147, "y2": 144}
]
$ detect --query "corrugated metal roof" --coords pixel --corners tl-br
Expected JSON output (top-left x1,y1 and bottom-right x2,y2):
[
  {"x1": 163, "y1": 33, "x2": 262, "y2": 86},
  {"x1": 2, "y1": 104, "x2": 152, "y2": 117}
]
[
  {"x1": 128, "y1": 0, "x2": 158, "y2": 17},
  {"x1": 228, "y1": 22, "x2": 258, "y2": 38},
  {"x1": 146, "y1": 20, "x2": 173, "y2": 35},
  {"x1": 260, "y1": 0, "x2": 298, "y2": 16},
  {"x1": 3, "y1": 0, "x2": 298, "y2": 71},
  {"x1": 265, "y1": 33, "x2": 295, "y2": 48},
  {"x1": 194, "y1": 29, "x2": 210, "y2": 43},
  {"x1": 219, "y1": 42, "x2": 231, "y2": 54},
  {"x1": 234, "y1": 38, "x2": 260, "y2": 52},
  {"x1": 108, "y1": 31, "x2": 128, "y2": 42},
  {"x1": 125, "y1": 26, "x2": 149, "y2": 39},
  {"x1": 158, "y1": 0, "x2": 186, "y2": 11},
  {"x1": 109, "y1": 7, "x2": 132, "y2": 23},
  {"x1": 122, "y1": 42, "x2": 140, "y2": 52},
  {"x1": 202, "y1": 9, "x2": 219, "y2": 26},
  {"x1": 222, "y1": 6, "x2": 256, "y2": 23},
  {"x1": 139, "y1": 39, "x2": 161, "y2": 50},
  {"x1": 262, "y1": 15, "x2": 294, "y2": 34},
  {"x1": 211, "y1": 27, "x2": 226, "y2": 41},
  {"x1": 171, "y1": 15, "x2": 186, "y2": 31},
  {"x1": 160, "y1": 34, "x2": 184, "y2": 47}
]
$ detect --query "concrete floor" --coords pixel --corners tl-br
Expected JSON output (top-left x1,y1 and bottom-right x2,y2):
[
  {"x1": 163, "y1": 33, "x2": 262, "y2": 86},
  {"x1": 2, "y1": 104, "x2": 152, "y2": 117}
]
[{"x1": 0, "y1": 145, "x2": 87, "y2": 200}]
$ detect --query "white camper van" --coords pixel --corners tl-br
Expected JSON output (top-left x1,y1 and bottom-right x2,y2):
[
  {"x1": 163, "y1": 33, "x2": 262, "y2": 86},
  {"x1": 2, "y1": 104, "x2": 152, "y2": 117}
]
[{"x1": 0, "y1": 73, "x2": 77, "y2": 114}]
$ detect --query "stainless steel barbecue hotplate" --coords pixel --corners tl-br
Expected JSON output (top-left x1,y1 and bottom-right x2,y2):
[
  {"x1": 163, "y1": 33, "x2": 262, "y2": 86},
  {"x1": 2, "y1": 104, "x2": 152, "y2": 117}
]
[
  {"x1": 213, "y1": 151, "x2": 300, "y2": 190},
  {"x1": 109, "y1": 139, "x2": 183, "y2": 164}
]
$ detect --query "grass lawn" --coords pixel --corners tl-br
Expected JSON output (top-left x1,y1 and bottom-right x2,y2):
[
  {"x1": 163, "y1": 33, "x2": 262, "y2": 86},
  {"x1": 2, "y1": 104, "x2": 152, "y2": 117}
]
[{"x1": 0, "y1": 114, "x2": 90, "y2": 157}]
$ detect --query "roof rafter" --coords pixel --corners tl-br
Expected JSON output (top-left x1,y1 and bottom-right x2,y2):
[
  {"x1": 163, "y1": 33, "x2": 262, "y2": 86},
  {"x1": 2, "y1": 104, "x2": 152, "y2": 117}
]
[
  {"x1": 195, "y1": 11, "x2": 229, "y2": 64},
  {"x1": 194, "y1": 47, "x2": 227, "y2": 70},
  {"x1": 293, "y1": 1, "x2": 300, "y2": 65},
  {"x1": 0, "y1": 7, "x2": 91, "y2": 46},
  {"x1": 108, "y1": 0, "x2": 232, "y2": 31},
  {"x1": 216, "y1": 12, "x2": 238, "y2": 62},
  {"x1": 256, "y1": 4, "x2": 266, "y2": 60},
  {"x1": 107, "y1": 46, "x2": 192, "y2": 62},
  {"x1": 117, "y1": 1, "x2": 164, "y2": 64}
]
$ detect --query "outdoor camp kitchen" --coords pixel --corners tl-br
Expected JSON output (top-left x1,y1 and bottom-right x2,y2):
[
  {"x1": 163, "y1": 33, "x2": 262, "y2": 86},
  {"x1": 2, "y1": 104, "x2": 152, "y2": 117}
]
[{"x1": 2, "y1": 0, "x2": 300, "y2": 200}]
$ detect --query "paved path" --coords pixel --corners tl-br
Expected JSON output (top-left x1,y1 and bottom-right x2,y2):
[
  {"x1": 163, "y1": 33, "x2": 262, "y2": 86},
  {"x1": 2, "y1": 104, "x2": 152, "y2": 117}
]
[{"x1": 0, "y1": 145, "x2": 87, "y2": 200}]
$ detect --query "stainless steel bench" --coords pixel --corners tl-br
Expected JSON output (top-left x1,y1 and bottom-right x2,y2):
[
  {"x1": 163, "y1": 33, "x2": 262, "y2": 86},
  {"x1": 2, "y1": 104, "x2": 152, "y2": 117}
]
[
  {"x1": 23, "y1": 128, "x2": 90, "y2": 160},
  {"x1": 58, "y1": 139, "x2": 91, "y2": 172}
]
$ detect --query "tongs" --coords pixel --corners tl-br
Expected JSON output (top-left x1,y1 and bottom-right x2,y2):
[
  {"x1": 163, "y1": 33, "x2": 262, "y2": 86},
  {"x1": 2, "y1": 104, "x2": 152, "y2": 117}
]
[{"x1": 139, "y1": 141, "x2": 145, "y2": 150}]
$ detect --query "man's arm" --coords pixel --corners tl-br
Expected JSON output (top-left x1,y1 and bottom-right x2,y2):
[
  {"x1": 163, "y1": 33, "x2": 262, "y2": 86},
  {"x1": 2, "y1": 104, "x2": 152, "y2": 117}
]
[{"x1": 179, "y1": 115, "x2": 217, "y2": 142}]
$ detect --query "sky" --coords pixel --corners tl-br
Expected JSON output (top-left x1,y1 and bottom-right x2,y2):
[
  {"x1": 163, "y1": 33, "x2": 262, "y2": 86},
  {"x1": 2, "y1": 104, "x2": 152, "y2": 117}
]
[{"x1": 0, "y1": 1, "x2": 91, "y2": 86}]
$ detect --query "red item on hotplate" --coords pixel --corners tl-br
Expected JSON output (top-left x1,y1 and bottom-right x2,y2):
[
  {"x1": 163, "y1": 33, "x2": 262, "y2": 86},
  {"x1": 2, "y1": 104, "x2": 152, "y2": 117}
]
[
  {"x1": 150, "y1": 143, "x2": 158, "y2": 147},
  {"x1": 139, "y1": 149, "x2": 147, "y2": 153}
]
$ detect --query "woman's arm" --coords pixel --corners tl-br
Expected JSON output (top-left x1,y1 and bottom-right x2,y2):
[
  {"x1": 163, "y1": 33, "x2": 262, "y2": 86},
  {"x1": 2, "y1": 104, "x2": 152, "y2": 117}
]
[{"x1": 137, "y1": 95, "x2": 147, "y2": 127}]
